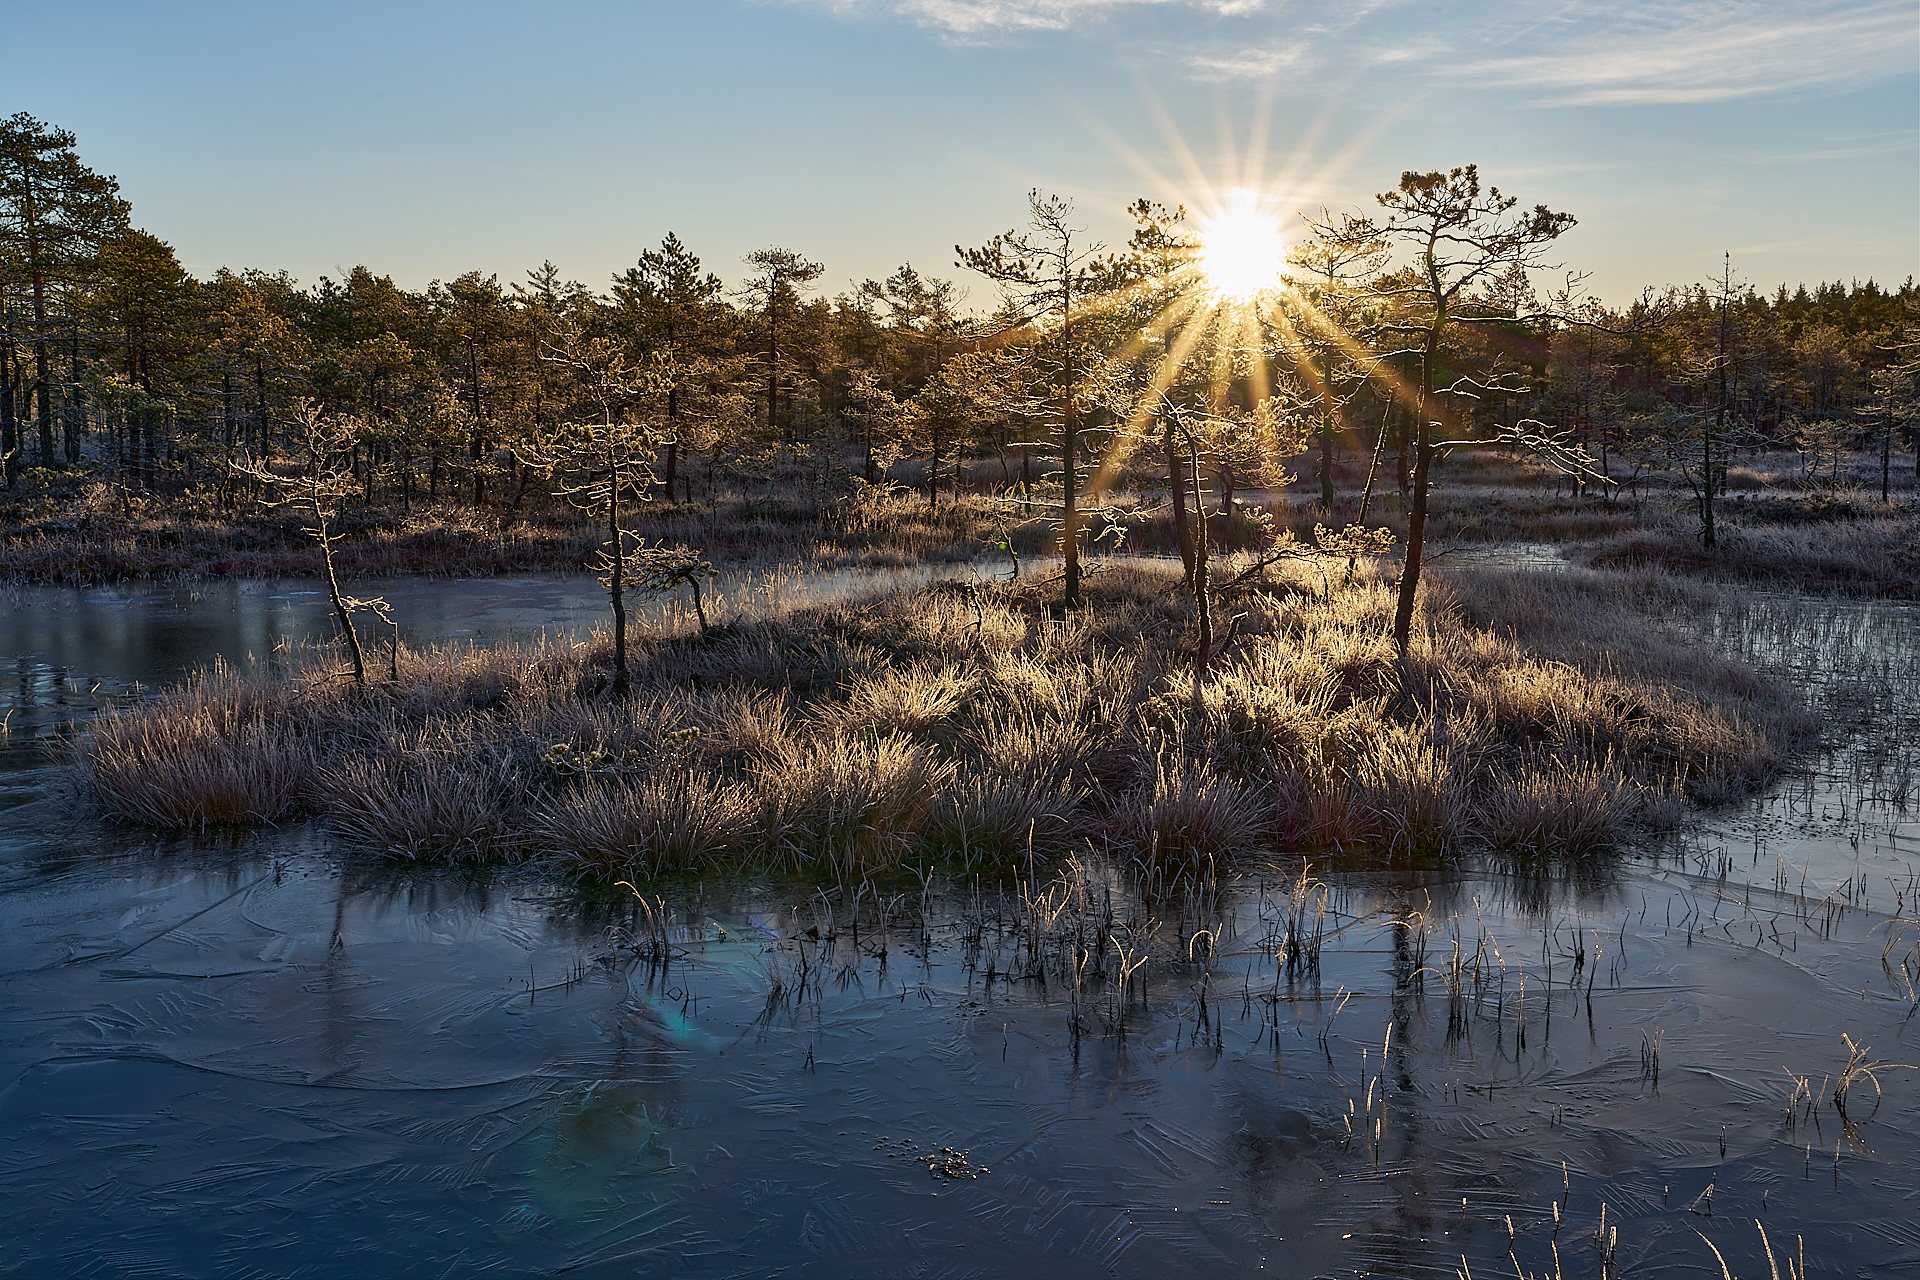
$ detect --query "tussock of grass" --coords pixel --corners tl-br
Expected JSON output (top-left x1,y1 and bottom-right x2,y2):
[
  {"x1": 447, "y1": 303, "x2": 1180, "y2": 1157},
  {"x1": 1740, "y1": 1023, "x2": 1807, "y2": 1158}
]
[
  {"x1": 319, "y1": 748, "x2": 517, "y2": 858},
  {"x1": 76, "y1": 558, "x2": 1811, "y2": 878},
  {"x1": 77, "y1": 662, "x2": 316, "y2": 825},
  {"x1": 1113, "y1": 754, "x2": 1266, "y2": 869},
  {"x1": 1478, "y1": 761, "x2": 1636, "y2": 854},
  {"x1": 752, "y1": 731, "x2": 952, "y2": 875},
  {"x1": 536, "y1": 770, "x2": 754, "y2": 879}
]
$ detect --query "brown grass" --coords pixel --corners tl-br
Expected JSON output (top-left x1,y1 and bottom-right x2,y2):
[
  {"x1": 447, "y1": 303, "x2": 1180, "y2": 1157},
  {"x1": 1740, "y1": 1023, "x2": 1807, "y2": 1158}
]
[
  {"x1": 73, "y1": 555, "x2": 1814, "y2": 879},
  {"x1": 0, "y1": 484, "x2": 1037, "y2": 584},
  {"x1": 1586, "y1": 510, "x2": 1919, "y2": 599},
  {"x1": 534, "y1": 769, "x2": 755, "y2": 880}
]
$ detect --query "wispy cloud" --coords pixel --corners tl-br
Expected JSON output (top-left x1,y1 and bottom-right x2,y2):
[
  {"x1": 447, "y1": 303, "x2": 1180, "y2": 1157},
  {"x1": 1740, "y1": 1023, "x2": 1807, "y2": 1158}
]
[
  {"x1": 802, "y1": 0, "x2": 1917, "y2": 104},
  {"x1": 1183, "y1": 45, "x2": 1306, "y2": 81},
  {"x1": 804, "y1": 0, "x2": 1268, "y2": 36},
  {"x1": 1451, "y1": 1, "x2": 1919, "y2": 105}
]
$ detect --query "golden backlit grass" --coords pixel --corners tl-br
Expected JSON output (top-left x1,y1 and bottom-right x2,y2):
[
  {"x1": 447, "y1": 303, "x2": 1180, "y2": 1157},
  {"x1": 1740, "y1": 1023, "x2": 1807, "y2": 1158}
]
[{"x1": 75, "y1": 559, "x2": 1815, "y2": 880}]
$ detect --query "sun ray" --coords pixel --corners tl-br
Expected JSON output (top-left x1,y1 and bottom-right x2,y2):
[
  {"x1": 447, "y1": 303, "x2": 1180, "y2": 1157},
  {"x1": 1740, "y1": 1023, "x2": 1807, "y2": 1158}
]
[
  {"x1": 1089, "y1": 292, "x2": 1218, "y2": 497},
  {"x1": 1237, "y1": 308, "x2": 1273, "y2": 410},
  {"x1": 1068, "y1": 97, "x2": 1437, "y2": 512}
]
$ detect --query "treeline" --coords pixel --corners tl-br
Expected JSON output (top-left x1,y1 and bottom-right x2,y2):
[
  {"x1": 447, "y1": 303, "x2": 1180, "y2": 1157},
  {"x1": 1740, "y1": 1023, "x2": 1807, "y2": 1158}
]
[{"x1": 3, "y1": 112, "x2": 1915, "y2": 522}]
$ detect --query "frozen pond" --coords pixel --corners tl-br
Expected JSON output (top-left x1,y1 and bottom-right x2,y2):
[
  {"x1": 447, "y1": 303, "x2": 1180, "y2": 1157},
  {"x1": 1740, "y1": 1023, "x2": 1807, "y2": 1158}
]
[{"x1": 0, "y1": 566, "x2": 1914, "y2": 1277}]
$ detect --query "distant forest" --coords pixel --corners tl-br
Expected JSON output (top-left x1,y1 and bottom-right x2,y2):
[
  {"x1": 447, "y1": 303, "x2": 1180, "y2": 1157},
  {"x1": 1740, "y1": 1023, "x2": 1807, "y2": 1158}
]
[{"x1": 3, "y1": 111, "x2": 1915, "y2": 515}]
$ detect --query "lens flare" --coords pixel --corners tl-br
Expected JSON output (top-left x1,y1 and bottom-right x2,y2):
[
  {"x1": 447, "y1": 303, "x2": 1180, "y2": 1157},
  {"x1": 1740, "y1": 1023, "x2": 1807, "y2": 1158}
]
[{"x1": 1197, "y1": 192, "x2": 1287, "y2": 301}]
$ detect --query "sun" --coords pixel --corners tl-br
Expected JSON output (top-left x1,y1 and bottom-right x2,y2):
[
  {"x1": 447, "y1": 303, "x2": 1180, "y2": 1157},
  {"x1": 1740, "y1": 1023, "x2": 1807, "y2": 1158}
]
[{"x1": 1196, "y1": 192, "x2": 1287, "y2": 302}]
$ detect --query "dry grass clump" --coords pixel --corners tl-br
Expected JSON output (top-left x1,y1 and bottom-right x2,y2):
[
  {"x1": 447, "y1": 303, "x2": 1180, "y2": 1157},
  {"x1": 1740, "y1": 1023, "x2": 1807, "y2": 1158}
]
[
  {"x1": 925, "y1": 712, "x2": 1090, "y2": 857},
  {"x1": 751, "y1": 731, "x2": 952, "y2": 875},
  {"x1": 535, "y1": 770, "x2": 754, "y2": 880},
  {"x1": 832, "y1": 664, "x2": 975, "y2": 742},
  {"x1": 75, "y1": 554, "x2": 1810, "y2": 878},
  {"x1": 1477, "y1": 762, "x2": 1636, "y2": 854},
  {"x1": 1111, "y1": 754, "x2": 1266, "y2": 869},
  {"x1": 318, "y1": 750, "x2": 518, "y2": 859},
  {"x1": 82, "y1": 712, "x2": 315, "y2": 827},
  {"x1": 79, "y1": 661, "x2": 320, "y2": 826}
]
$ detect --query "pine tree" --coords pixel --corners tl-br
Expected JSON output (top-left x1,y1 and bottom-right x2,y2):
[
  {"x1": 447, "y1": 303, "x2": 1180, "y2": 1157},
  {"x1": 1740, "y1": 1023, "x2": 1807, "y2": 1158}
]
[
  {"x1": 613, "y1": 233, "x2": 724, "y2": 498},
  {"x1": 0, "y1": 113, "x2": 129, "y2": 468},
  {"x1": 1307, "y1": 165, "x2": 1575, "y2": 651}
]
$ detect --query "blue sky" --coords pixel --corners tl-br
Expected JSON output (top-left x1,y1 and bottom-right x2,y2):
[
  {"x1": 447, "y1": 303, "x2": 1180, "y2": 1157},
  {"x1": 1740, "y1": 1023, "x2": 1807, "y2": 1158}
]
[{"x1": 16, "y1": 0, "x2": 1917, "y2": 307}]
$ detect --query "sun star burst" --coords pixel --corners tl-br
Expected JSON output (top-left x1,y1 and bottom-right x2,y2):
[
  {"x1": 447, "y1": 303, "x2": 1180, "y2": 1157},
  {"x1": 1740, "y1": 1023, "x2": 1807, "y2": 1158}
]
[{"x1": 1197, "y1": 193, "x2": 1287, "y2": 302}]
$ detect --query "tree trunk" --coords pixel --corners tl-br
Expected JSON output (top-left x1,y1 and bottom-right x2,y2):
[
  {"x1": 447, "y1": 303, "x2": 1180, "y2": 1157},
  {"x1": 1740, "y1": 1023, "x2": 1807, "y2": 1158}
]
[
  {"x1": 1344, "y1": 405, "x2": 1392, "y2": 587},
  {"x1": 1392, "y1": 328, "x2": 1441, "y2": 653},
  {"x1": 1318, "y1": 419, "x2": 1336, "y2": 511},
  {"x1": 252, "y1": 351, "x2": 270, "y2": 502},
  {"x1": 1186, "y1": 426, "x2": 1214, "y2": 719},
  {"x1": 663, "y1": 370, "x2": 680, "y2": 500},
  {"x1": 32, "y1": 327, "x2": 52, "y2": 469},
  {"x1": 318, "y1": 515, "x2": 367, "y2": 686},
  {"x1": 1394, "y1": 404, "x2": 1411, "y2": 500},
  {"x1": 65, "y1": 329, "x2": 81, "y2": 465},
  {"x1": 1881, "y1": 406, "x2": 1892, "y2": 505},
  {"x1": 142, "y1": 405, "x2": 159, "y2": 486},
  {"x1": 1394, "y1": 435, "x2": 1433, "y2": 653},
  {"x1": 607, "y1": 435, "x2": 630, "y2": 700},
  {"x1": 468, "y1": 336, "x2": 487, "y2": 506},
  {"x1": 1217, "y1": 463, "x2": 1236, "y2": 546},
  {"x1": 766, "y1": 296, "x2": 780, "y2": 442},
  {"x1": 0, "y1": 316, "x2": 15, "y2": 488},
  {"x1": 1704, "y1": 258, "x2": 1732, "y2": 550},
  {"x1": 1060, "y1": 276, "x2": 1080, "y2": 609},
  {"x1": 221, "y1": 366, "x2": 236, "y2": 513},
  {"x1": 22, "y1": 170, "x2": 56, "y2": 470},
  {"x1": 129, "y1": 407, "x2": 146, "y2": 489},
  {"x1": 1165, "y1": 413, "x2": 1195, "y2": 584}
]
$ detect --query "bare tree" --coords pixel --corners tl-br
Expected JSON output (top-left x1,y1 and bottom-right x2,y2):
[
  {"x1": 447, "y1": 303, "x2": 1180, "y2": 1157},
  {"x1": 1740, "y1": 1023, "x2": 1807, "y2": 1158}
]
[
  {"x1": 1865, "y1": 322, "x2": 1917, "y2": 505},
  {"x1": 519, "y1": 332, "x2": 713, "y2": 698},
  {"x1": 1701, "y1": 255, "x2": 1739, "y2": 546},
  {"x1": 236, "y1": 401, "x2": 389, "y2": 685}
]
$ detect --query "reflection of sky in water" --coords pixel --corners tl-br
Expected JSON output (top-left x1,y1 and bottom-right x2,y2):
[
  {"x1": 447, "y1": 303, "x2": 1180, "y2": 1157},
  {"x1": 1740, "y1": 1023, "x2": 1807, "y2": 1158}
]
[
  {"x1": 0, "y1": 568, "x2": 1913, "y2": 1276},
  {"x1": 0, "y1": 569, "x2": 984, "y2": 777},
  {"x1": 0, "y1": 566, "x2": 995, "y2": 688}
]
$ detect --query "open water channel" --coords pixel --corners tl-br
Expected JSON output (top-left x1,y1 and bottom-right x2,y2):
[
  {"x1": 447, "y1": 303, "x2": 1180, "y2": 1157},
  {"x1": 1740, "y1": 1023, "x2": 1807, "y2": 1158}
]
[{"x1": 0, "y1": 567, "x2": 1914, "y2": 1278}]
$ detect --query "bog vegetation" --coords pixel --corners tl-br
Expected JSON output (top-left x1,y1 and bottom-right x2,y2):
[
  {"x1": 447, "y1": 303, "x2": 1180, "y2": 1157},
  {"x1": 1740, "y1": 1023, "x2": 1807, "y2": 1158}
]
[
  {"x1": 78, "y1": 559, "x2": 1816, "y2": 880},
  {"x1": 5, "y1": 110, "x2": 1908, "y2": 873}
]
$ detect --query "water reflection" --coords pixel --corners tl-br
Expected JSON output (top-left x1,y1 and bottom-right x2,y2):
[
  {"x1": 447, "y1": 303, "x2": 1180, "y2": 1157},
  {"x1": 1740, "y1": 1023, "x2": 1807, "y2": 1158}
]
[{"x1": 0, "y1": 565, "x2": 997, "y2": 689}]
